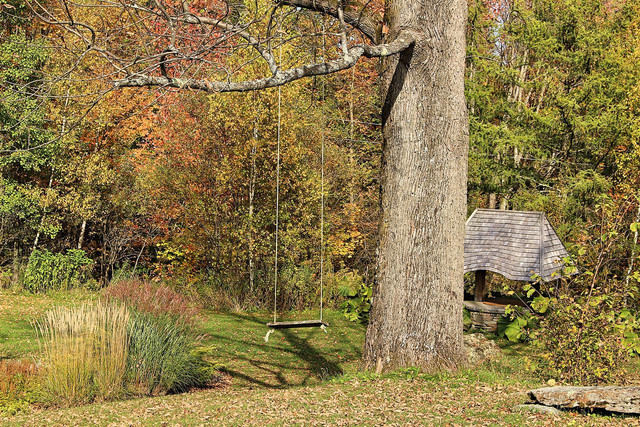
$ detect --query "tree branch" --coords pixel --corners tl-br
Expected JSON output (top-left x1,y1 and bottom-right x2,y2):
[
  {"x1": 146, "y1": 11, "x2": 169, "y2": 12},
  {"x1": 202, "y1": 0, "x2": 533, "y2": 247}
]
[
  {"x1": 114, "y1": 32, "x2": 415, "y2": 92},
  {"x1": 180, "y1": 14, "x2": 279, "y2": 75},
  {"x1": 280, "y1": 0, "x2": 380, "y2": 43},
  {"x1": 116, "y1": 3, "x2": 280, "y2": 76}
]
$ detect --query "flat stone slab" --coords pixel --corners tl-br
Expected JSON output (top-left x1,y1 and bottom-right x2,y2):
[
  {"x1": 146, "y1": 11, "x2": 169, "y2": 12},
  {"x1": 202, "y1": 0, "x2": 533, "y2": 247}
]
[
  {"x1": 529, "y1": 386, "x2": 640, "y2": 414},
  {"x1": 514, "y1": 404, "x2": 561, "y2": 416},
  {"x1": 463, "y1": 301, "x2": 507, "y2": 314}
]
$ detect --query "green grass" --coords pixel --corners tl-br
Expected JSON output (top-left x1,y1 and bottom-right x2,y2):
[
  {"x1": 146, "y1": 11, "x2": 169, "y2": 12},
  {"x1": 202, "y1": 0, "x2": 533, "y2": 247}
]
[
  {"x1": 0, "y1": 289, "x2": 363, "y2": 387},
  {"x1": 0, "y1": 289, "x2": 95, "y2": 359},
  {"x1": 199, "y1": 310, "x2": 365, "y2": 389},
  {"x1": 1, "y1": 289, "x2": 638, "y2": 425}
]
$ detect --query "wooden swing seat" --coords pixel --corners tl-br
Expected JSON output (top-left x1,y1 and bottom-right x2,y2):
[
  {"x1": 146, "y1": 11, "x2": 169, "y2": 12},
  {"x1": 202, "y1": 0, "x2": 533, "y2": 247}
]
[{"x1": 266, "y1": 320, "x2": 328, "y2": 329}]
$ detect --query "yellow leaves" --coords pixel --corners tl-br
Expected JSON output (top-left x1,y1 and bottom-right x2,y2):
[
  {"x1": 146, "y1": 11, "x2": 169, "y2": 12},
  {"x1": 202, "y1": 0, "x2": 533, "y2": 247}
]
[{"x1": 329, "y1": 228, "x2": 364, "y2": 259}]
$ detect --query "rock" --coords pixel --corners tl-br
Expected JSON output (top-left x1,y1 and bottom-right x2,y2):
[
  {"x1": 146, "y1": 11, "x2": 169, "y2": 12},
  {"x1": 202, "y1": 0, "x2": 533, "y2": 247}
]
[
  {"x1": 528, "y1": 386, "x2": 640, "y2": 415},
  {"x1": 464, "y1": 333, "x2": 501, "y2": 364},
  {"x1": 514, "y1": 404, "x2": 562, "y2": 416},
  {"x1": 463, "y1": 301, "x2": 506, "y2": 332}
]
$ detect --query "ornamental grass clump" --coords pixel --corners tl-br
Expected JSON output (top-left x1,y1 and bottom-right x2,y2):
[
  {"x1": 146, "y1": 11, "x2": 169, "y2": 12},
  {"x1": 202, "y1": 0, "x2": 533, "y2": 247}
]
[
  {"x1": 37, "y1": 286, "x2": 214, "y2": 407},
  {"x1": 104, "y1": 279, "x2": 213, "y2": 394},
  {"x1": 36, "y1": 301, "x2": 130, "y2": 406},
  {"x1": 127, "y1": 311, "x2": 212, "y2": 395}
]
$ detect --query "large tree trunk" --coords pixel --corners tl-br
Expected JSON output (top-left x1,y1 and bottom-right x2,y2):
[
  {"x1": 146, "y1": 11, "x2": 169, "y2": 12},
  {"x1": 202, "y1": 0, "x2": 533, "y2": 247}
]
[{"x1": 364, "y1": 0, "x2": 469, "y2": 371}]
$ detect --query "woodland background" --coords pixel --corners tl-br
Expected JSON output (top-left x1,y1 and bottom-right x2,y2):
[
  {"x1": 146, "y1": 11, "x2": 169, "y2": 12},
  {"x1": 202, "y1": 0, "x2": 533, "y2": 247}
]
[{"x1": 1, "y1": 0, "x2": 640, "y2": 313}]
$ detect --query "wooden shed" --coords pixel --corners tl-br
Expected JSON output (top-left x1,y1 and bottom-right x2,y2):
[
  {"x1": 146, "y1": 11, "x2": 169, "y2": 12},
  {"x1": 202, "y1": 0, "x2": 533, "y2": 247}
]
[{"x1": 464, "y1": 209, "x2": 572, "y2": 302}]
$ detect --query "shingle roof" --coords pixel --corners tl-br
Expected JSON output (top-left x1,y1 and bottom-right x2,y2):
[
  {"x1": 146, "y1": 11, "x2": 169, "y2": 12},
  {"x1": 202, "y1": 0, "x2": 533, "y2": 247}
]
[{"x1": 464, "y1": 209, "x2": 572, "y2": 282}]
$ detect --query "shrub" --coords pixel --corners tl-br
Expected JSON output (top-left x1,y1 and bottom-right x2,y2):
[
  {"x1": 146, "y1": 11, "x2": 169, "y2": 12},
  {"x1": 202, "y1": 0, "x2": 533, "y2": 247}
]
[
  {"x1": 0, "y1": 360, "x2": 40, "y2": 415},
  {"x1": 535, "y1": 293, "x2": 636, "y2": 384},
  {"x1": 127, "y1": 311, "x2": 212, "y2": 395},
  {"x1": 23, "y1": 249, "x2": 94, "y2": 293},
  {"x1": 497, "y1": 306, "x2": 539, "y2": 343},
  {"x1": 462, "y1": 308, "x2": 472, "y2": 330},
  {"x1": 337, "y1": 271, "x2": 372, "y2": 323},
  {"x1": 103, "y1": 279, "x2": 200, "y2": 324},
  {"x1": 0, "y1": 268, "x2": 13, "y2": 289},
  {"x1": 36, "y1": 301, "x2": 130, "y2": 405},
  {"x1": 278, "y1": 265, "x2": 316, "y2": 311}
]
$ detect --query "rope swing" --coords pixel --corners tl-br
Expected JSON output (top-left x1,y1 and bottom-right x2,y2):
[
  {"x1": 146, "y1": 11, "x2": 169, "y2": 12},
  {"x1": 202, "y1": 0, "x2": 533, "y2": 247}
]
[{"x1": 264, "y1": 16, "x2": 329, "y2": 342}]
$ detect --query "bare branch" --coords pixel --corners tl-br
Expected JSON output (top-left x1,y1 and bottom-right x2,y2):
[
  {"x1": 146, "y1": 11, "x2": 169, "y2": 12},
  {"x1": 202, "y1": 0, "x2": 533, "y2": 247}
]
[
  {"x1": 111, "y1": 3, "x2": 280, "y2": 76},
  {"x1": 115, "y1": 31, "x2": 415, "y2": 92},
  {"x1": 280, "y1": 0, "x2": 380, "y2": 42},
  {"x1": 180, "y1": 13, "x2": 279, "y2": 75},
  {"x1": 336, "y1": 0, "x2": 349, "y2": 56}
]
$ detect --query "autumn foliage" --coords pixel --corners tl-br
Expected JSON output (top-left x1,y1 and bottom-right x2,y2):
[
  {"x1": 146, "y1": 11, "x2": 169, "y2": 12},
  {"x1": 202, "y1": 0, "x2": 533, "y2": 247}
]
[
  {"x1": 1, "y1": 0, "x2": 640, "y2": 320},
  {"x1": 104, "y1": 279, "x2": 200, "y2": 323}
]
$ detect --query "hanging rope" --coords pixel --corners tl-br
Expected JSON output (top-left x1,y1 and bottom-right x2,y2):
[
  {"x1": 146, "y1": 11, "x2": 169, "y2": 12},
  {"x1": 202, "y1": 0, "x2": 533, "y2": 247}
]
[
  {"x1": 265, "y1": 14, "x2": 328, "y2": 340},
  {"x1": 319, "y1": 17, "x2": 326, "y2": 323},
  {"x1": 273, "y1": 13, "x2": 283, "y2": 325}
]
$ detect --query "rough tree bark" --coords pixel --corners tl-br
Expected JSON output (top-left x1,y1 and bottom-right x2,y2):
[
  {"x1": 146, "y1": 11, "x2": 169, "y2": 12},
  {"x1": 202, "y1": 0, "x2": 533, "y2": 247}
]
[{"x1": 364, "y1": 0, "x2": 469, "y2": 371}]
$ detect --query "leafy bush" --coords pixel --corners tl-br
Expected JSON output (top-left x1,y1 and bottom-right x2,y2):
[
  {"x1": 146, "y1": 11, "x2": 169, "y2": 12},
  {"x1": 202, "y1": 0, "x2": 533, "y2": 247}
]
[
  {"x1": 23, "y1": 249, "x2": 94, "y2": 293},
  {"x1": 619, "y1": 308, "x2": 640, "y2": 356},
  {"x1": 127, "y1": 311, "x2": 212, "y2": 395},
  {"x1": 338, "y1": 271, "x2": 372, "y2": 323},
  {"x1": 521, "y1": 218, "x2": 640, "y2": 384},
  {"x1": 497, "y1": 306, "x2": 539, "y2": 343},
  {"x1": 0, "y1": 360, "x2": 41, "y2": 415},
  {"x1": 36, "y1": 301, "x2": 130, "y2": 405},
  {"x1": 462, "y1": 308, "x2": 472, "y2": 331},
  {"x1": 0, "y1": 268, "x2": 13, "y2": 289},
  {"x1": 277, "y1": 265, "x2": 316, "y2": 311},
  {"x1": 109, "y1": 263, "x2": 137, "y2": 285},
  {"x1": 496, "y1": 260, "x2": 639, "y2": 383},
  {"x1": 103, "y1": 279, "x2": 200, "y2": 324},
  {"x1": 535, "y1": 293, "x2": 637, "y2": 385}
]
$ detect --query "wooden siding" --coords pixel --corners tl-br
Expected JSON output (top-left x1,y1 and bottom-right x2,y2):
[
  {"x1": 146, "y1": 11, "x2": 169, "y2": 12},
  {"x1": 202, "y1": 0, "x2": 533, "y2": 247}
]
[{"x1": 464, "y1": 209, "x2": 571, "y2": 282}]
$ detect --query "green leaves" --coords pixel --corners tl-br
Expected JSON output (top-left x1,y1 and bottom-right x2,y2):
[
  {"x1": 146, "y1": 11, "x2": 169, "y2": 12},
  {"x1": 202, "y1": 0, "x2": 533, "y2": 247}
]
[
  {"x1": 0, "y1": 34, "x2": 53, "y2": 157},
  {"x1": 467, "y1": 0, "x2": 640, "y2": 238},
  {"x1": 537, "y1": 292, "x2": 637, "y2": 384},
  {"x1": 23, "y1": 249, "x2": 93, "y2": 293},
  {"x1": 340, "y1": 278, "x2": 372, "y2": 324},
  {"x1": 504, "y1": 317, "x2": 529, "y2": 342},
  {"x1": 531, "y1": 296, "x2": 549, "y2": 314},
  {"x1": 497, "y1": 309, "x2": 539, "y2": 343},
  {"x1": 520, "y1": 283, "x2": 549, "y2": 312}
]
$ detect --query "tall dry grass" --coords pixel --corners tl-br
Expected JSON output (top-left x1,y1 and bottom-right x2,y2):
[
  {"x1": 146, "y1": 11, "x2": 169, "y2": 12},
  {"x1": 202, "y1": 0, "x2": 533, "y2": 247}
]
[
  {"x1": 104, "y1": 279, "x2": 200, "y2": 324},
  {"x1": 0, "y1": 359, "x2": 39, "y2": 397},
  {"x1": 0, "y1": 359, "x2": 40, "y2": 415},
  {"x1": 37, "y1": 301, "x2": 130, "y2": 405}
]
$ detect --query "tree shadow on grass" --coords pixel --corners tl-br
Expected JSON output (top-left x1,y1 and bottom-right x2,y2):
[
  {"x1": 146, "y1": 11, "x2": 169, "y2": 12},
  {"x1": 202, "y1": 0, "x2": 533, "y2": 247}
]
[{"x1": 208, "y1": 312, "x2": 361, "y2": 389}]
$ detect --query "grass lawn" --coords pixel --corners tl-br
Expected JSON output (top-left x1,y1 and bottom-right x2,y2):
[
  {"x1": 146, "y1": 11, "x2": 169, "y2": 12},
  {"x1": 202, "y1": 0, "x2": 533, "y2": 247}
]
[
  {"x1": 200, "y1": 310, "x2": 364, "y2": 389},
  {"x1": 1, "y1": 289, "x2": 639, "y2": 425},
  {"x1": 0, "y1": 289, "x2": 96, "y2": 359}
]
